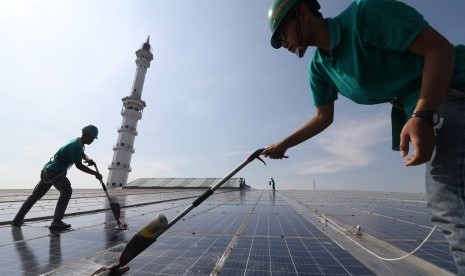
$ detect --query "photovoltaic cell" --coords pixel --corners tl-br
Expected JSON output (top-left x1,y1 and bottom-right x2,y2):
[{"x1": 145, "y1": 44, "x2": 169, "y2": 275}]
[
  {"x1": 0, "y1": 189, "x2": 457, "y2": 275},
  {"x1": 281, "y1": 190, "x2": 457, "y2": 274}
]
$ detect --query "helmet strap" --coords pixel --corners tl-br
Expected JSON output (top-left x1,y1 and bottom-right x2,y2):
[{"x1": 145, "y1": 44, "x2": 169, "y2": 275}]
[{"x1": 295, "y1": 8, "x2": 306, "y2": 58}]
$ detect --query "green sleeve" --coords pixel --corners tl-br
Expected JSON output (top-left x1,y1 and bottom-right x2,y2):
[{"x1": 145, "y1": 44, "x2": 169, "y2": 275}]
[
  {"x1": 68, "y1": 143, "x2": 84, "y2": 164},
  {"x1": 309, "y1": 56, "x2": 338, "y2": 106}
]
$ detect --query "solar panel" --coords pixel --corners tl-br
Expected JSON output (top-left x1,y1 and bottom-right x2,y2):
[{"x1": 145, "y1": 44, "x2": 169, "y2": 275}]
[{"x1": 0, "y1": 189, "x2": 457, "y2": 275}]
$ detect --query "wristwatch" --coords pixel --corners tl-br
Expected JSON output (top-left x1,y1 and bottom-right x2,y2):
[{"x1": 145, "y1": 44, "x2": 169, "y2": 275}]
[{"x1": 411, "y1": 111, "x2": 440, "y2": 126}]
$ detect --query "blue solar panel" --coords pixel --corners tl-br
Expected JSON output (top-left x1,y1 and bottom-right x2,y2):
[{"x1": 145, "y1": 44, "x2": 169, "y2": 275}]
[{"x1": 0, "y1": 189, "x2": 457, "y2": 275}]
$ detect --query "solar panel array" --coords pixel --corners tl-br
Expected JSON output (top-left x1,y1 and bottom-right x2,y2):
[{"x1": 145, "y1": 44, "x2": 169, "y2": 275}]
[
  {"x1": 0, "y1": 188, "x2": 457, "y2": 275},
  {"x1": 281, "y1": 190, "x2": 456, "y2": 273}
]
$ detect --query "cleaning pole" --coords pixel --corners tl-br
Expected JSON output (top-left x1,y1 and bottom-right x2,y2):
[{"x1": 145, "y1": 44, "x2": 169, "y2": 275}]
[
  {"x1": 92, "y1": 148, "x2": 265, "y2": 276},
  {"x1": 94, "y1": 164, "x2": 128, "y2": 230}
]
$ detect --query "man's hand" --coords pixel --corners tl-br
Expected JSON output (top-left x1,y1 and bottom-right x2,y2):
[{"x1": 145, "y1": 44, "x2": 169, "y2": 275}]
[
  {"x1": 94, "y1": 171, "x2": 103, "y2": 181},
  {"x1": 262, "y1": 143, "x2": 289, "y2": 159},
  {"x1": 399, "y1": 117, "x2": 436, "y2": 166},
  {"x1": 85, "y1": 159, "x2": 96, "y2": 167}
]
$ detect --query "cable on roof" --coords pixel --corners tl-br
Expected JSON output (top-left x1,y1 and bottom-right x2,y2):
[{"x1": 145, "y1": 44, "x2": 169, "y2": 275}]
[{"x1": 319, "y1": 213, "x2": 438, "y2": 262}]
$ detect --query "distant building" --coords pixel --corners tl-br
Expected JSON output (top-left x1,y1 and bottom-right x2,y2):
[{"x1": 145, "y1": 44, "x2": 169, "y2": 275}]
[
  {"x1": 107, "y1": 37, "x2": 153, "y2": 188},
  {"x1": 124, "y1": 178, "x2": 251, "y2": 190}
]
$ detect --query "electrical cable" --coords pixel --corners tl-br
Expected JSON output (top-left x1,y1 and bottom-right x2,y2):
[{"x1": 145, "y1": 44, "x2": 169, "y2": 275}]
[{"x1": 319, "y1": 213, "x2": 438, "y2": 261}]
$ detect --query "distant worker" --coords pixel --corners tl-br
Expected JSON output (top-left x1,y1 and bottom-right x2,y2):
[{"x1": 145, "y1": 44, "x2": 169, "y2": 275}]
[
  {"x1": 262, "y1": 0, "x2": 465, "y2": 273},
  {"x1": 11, "y1": 125, "x2": 103, "y2": 230},
  {"x1": 239, "y1": 178, "x2": 246, "y2": 190},
  {"x1": 269, "y1": 177, "x2": 276, "y2": 191}
]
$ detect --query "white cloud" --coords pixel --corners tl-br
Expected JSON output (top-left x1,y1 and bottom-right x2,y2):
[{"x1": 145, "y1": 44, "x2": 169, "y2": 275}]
[{"x1": 298, "y1": 114, "x2": 390, "y2": 175}]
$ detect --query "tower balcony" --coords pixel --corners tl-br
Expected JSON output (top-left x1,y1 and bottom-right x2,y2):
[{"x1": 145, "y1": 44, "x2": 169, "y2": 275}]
[
  {"x1": 121, "y1": 97, "x2": 146, "y2": 108},
  {"x1": 108, "y1": 160, "x2": 132, "y2": 171},
  {"x1": 121, "y1": 108, "x2": 142, "y2": 120},
  {"x1": 112, "y1": 144, "x2": 136, "y2": 153},
  {"x1": 108, "y1": 165, "x2": 132, "y2": 172},
  {"x1": 117, "y1": 125, "x2": 138, "y2": 135}
]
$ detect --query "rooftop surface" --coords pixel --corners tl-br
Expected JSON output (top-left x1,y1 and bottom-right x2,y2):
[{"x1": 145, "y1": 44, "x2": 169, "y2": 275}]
[{"x1": 0, "y1": 188, "x2": 457, "y2": 276}]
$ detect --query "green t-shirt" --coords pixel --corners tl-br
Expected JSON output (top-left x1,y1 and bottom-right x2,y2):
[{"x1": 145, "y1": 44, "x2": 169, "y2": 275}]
[
  {"x1": 44, "y1": 138, "x2": 84, "y2": 173},
  {"x1": 309, "y1": 0, "x2": 465, "y2": 117}
]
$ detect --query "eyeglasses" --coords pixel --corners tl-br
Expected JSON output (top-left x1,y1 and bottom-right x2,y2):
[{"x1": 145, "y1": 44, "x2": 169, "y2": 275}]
[{"x1": 276, "y1": 14, "x2": 296, "y2": 43}]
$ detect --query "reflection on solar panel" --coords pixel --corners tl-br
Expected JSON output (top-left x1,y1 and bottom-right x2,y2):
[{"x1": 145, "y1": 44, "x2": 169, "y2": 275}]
[{"x1": 0, "y1": 189, "x2": 457, "y2": 275}]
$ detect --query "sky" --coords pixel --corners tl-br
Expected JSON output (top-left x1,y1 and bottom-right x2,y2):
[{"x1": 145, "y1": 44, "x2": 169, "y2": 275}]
[{"x1": 0, "y1": 0, "x2": 464, "y2": 193}]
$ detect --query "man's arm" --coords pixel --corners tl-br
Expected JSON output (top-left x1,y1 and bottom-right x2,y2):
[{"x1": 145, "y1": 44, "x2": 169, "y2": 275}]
[
  {"x1": 75, "y1": 160, "x2": 102, "y2": 180},
  {"x1": 262, "y1": 102, "x2": 334, "y2": 159},
  {"x1": 400, "y1": 25, "x2": 455, "y2": 166},
  {"x1": 82, "y1": 154, "x2": 96, "y2": 166}
]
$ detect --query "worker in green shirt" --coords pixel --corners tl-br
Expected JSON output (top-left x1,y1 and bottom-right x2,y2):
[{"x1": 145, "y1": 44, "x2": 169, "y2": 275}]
[
  {"x1": 269, "y1": 177, "x2": 276, "y2": 191},
  {"x1": 262, "y1": 0, "x2": 465, "y2": 273},
  {"x1": 11, "y1": 125, "x2": 102, "y2": 230}
]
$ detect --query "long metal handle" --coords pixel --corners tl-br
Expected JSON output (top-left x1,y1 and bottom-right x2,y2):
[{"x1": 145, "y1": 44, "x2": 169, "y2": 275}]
[
  {"x1": 155, "y1": 148, "x2": 265, "y2": 238},
  {"x1": 93, "y1": 149, "x2": 265, "y2": 274},
  {"x1": 94, "y1": 163, "x2": 124, "y2": 224},
  {"x1": 93, "y1": 164, "x2": 108, "y2": 192}
]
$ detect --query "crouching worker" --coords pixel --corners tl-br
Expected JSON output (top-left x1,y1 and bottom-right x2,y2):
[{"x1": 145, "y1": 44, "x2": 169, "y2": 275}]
[
  {"x1": 263, "y1": 0, "x2": 464, "y2": 273},
  {"x1": 11, "y1": 125, "x2": 103, "y2": 230}
]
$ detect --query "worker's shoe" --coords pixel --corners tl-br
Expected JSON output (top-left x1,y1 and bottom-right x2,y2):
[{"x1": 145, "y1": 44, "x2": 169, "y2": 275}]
[
  {"x1": 10, "y1": 221, "x2": 22, "y2": 228},
  {"x1": 50, "y1": 220, "x2": 71, "y2": 229}
]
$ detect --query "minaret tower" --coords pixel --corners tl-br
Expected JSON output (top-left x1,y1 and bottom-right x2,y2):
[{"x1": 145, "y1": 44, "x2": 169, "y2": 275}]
[{"x1": 107, "y1": 37, "x2": 153, "y2": 188}]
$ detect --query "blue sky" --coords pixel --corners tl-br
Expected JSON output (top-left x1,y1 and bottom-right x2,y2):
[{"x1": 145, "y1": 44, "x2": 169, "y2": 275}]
[{"x1": 1, "y1": 0, "x2": 463, "y2": 192}]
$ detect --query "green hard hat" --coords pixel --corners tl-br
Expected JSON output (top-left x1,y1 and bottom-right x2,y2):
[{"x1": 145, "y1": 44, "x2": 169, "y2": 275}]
[
  {"x1": 268, "y1": 0, "x2": 321, "y2": 49},
  {"x1": 82, "y1": 125, "x2": 98, "y2": 139}
]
